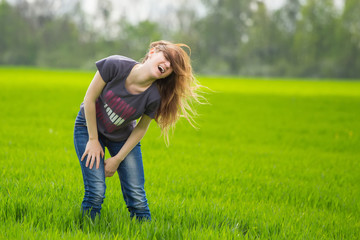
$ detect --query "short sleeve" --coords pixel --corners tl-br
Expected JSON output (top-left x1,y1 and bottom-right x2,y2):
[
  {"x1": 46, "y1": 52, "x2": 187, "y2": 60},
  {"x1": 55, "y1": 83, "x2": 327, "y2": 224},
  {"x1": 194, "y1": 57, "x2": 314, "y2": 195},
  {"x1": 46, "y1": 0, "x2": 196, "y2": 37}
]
[
  {"x1": 95, "y1": 56, "x2": 120, "y2": 83},
  {"x1": 144, "y1": 99, "x2": 161, "y2": 119}
]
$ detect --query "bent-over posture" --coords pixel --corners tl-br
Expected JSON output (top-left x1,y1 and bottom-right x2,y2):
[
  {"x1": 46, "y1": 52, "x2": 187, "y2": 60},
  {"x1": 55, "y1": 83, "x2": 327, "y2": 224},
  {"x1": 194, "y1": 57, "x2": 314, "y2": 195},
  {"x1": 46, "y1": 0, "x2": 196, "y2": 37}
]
[{"x1": 73, "y1": 40, "x2": 202, "y2": 221}]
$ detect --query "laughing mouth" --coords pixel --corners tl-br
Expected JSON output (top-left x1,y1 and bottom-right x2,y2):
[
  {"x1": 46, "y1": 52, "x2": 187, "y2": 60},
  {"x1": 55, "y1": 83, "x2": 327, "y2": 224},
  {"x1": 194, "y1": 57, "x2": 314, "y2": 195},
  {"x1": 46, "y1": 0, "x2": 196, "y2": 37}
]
[{"x1": 158, "y1": 65, "x2": 165, "y2": 73}]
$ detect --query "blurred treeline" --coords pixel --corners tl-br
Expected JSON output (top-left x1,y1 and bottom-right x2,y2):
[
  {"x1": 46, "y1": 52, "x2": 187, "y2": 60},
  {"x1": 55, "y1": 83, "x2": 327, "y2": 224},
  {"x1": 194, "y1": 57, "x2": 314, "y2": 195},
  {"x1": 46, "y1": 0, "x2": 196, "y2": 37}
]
[{"x1": 1, "y1": 0, "x2": 359, "y2": 78}]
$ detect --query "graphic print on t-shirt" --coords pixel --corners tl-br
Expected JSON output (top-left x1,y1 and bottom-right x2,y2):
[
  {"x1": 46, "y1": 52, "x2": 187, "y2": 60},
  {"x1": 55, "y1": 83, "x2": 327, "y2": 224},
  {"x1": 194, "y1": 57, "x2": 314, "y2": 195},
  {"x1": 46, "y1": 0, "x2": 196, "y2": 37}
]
[{"x1": 96, "y1": 90, "x2": 136, "y2": 133}]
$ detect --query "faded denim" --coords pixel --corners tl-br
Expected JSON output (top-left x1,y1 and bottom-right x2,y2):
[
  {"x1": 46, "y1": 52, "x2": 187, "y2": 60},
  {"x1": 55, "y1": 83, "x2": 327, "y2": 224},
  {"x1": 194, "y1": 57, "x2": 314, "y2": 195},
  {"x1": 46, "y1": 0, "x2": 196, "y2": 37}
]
[{"x1": 73, "y1": 111, "x2": 151, "y2": 221}]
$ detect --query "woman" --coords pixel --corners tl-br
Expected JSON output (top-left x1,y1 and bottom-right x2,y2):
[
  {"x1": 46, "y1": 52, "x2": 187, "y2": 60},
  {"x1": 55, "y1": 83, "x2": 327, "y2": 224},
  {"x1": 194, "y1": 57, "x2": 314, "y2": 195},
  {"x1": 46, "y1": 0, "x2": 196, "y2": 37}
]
[{"x1": 74, "y1": 40, "x2": 203, "y2": 221}]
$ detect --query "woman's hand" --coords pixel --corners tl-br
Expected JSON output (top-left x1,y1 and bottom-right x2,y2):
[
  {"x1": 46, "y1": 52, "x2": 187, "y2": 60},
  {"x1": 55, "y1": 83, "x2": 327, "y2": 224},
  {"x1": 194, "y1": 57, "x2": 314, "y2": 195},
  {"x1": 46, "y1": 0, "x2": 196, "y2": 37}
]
[
  {"x1": 81, "y1": 139, "x2": 104, "y2": 169},
  {"x1": 104, "y1": 157, "x2": 122, "y2": 177}
]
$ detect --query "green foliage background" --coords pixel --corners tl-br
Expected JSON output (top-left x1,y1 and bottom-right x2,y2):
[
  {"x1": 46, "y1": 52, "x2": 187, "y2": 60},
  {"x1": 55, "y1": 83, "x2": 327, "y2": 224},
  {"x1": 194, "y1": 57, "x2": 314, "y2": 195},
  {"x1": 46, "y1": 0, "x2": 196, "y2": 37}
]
[
  {"x1": 1, "y1": 1, "x2": 359, "y2": 238},
  {"x1": 1, "y1": 0, "x2": 360, "y2": 78}
]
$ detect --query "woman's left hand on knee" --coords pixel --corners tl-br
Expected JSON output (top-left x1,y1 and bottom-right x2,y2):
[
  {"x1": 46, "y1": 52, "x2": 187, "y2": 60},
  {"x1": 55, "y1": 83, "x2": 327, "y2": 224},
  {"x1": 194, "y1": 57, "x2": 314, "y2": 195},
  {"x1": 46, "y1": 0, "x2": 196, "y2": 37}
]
[{"x1": 104, "y1": 157, "x2": 122, "y2": 177}]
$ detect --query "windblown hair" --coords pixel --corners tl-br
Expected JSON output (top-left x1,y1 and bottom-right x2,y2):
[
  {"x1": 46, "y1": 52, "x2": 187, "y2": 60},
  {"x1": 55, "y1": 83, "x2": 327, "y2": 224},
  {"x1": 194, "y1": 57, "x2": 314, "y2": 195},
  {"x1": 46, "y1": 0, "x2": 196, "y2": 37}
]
[{"x1": 142, "y1": 40, "x2": 205, "y2": 144}]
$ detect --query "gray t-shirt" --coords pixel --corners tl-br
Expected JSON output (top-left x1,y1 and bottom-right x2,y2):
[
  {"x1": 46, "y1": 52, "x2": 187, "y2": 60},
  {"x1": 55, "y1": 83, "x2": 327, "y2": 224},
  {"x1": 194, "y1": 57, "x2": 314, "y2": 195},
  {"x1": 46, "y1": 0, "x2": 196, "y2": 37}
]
[{"x1": 80, "y1": 55, "x2": 161, "y2": 142}]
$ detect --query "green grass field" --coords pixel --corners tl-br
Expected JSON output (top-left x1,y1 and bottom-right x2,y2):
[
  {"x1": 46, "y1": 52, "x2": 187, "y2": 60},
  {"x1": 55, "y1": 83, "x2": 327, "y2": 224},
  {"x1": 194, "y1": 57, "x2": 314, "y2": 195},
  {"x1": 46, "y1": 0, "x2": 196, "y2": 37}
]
[{"x1": 0, "y1": 67, "x2": 359, "y2": 239}]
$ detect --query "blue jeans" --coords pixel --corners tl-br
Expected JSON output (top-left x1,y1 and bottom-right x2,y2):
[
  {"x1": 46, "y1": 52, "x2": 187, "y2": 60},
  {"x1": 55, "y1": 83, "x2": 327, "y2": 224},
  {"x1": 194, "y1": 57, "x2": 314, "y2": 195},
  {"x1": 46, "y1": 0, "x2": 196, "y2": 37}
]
[{"x1": 73, "y1": 111, "x2": 151, "y2": 221}]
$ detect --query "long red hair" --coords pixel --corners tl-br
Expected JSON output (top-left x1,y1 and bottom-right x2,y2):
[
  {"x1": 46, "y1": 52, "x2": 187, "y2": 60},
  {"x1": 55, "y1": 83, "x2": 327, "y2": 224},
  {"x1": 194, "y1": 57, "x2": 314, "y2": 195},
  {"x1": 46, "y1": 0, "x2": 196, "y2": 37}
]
[{"x1": 142, "y1": 40, "x2": 204, "y2": 144}]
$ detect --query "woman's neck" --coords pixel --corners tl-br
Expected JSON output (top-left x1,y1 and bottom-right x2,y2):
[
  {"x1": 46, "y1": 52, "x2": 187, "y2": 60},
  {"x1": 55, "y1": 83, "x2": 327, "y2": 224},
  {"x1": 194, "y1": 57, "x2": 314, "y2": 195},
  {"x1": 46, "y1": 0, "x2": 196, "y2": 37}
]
[{"x1": 127, "y1": 64, "x2": 156, "y2": 88}]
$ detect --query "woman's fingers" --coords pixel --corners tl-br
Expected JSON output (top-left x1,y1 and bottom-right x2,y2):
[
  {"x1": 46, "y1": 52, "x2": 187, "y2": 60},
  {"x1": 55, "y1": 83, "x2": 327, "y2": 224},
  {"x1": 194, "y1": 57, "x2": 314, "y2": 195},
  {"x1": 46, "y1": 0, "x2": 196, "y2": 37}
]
[
  {"x1": 89, "y1": 155, "x2": 94, "y2": 169},
  {"x1": 96, "y1": 153, "x2": 101, "y2": 169},
  {"x1": 86, "y1": 153, "x2": 102, "y2": 169},
  {"x1": 89, "y1": 154, "x2": 97, "y2": 169},
  {"x1": 89, "y1": 155, "x2": 97, "y2": 169},
  {"x1": 82, "y1": 141, "x2": 104, "y2": 169},
  {"x1": 105, "y1": 170, "x2": 113, "y2": 178},
  {"x1": 81, "y1": 150, "x2": 88, "y2": 161},
  {"x1": 85, "y1": 154, "x2": 91, "y2": 168}
]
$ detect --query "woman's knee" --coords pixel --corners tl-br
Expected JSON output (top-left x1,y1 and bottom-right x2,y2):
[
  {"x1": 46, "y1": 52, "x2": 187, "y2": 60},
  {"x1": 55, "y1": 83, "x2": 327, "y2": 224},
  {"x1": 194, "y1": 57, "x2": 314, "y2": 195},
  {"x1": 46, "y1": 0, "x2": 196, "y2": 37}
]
[{"x1": 84, "y1": 182, "x2": 106, "y2": 207}]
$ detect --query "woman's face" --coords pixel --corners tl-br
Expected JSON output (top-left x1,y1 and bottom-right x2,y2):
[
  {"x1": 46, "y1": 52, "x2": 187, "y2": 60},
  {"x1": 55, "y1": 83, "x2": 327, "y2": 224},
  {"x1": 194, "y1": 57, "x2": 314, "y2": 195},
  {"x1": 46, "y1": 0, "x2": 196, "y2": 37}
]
[{"x1": 147, "y1": 50, "x2": 173, "y2": 79}]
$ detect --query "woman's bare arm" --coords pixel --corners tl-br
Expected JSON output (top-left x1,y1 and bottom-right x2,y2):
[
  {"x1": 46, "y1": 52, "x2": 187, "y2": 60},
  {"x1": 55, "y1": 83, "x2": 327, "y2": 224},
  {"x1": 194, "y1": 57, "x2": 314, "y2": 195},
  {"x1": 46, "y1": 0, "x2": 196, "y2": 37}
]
[
  {"x1": 81, "y1": 71, "x2": 106, "y2": 169},
  {"x1": 104, "y1": 114, "x2": 153, "y2": 177}
]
